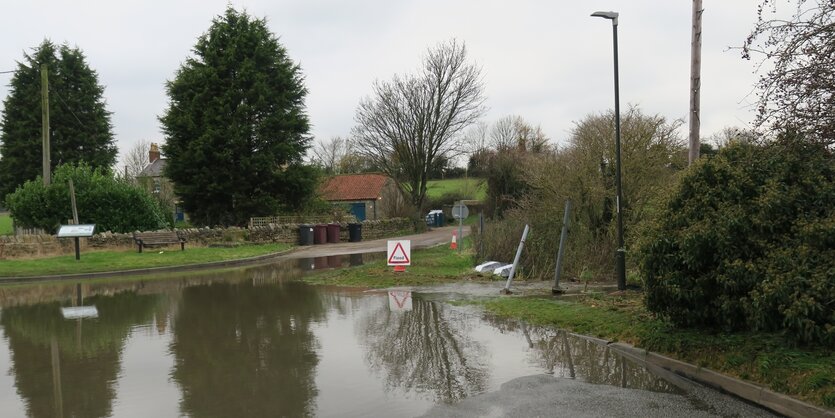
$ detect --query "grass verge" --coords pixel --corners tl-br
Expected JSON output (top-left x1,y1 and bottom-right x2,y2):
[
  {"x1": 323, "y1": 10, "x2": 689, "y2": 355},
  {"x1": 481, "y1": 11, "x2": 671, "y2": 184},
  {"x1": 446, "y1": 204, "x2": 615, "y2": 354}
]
[
  {"x1": 0, "y1": 213, "x2": 12, "y2": 236},
  {"x1": 0, "y1": 243, "x2": 293, "y2": 277},
  {"x1": 463, "y1": 293, "x2": 834, "y2": 409},
  {"x1": 303, "y1": 239, "x2": 479, "y2": 288}
]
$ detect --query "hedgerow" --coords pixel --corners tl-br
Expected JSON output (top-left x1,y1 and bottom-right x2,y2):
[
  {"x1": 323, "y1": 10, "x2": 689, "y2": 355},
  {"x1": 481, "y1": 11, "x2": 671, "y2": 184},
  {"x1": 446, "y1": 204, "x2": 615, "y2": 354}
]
[{"x1": 638, "y1": 136, "x2": 834, "y2": 345}]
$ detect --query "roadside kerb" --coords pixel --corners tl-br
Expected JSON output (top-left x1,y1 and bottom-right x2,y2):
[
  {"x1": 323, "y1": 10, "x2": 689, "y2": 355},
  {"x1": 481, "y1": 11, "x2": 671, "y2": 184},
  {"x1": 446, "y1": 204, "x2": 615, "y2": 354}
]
[
  {"x1": 555, "y1": 332, "x2": 833, "y2": 418},
  {"x1": 607, "y1": 342, "x2": 834, "y2": 418}
]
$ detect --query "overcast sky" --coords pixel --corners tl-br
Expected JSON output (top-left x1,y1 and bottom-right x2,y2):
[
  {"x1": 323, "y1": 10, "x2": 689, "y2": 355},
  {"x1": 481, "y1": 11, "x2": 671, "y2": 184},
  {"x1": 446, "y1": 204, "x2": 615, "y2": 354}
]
[{"x1": 0, "y1": 1, "x2": 765, "y2": 167}]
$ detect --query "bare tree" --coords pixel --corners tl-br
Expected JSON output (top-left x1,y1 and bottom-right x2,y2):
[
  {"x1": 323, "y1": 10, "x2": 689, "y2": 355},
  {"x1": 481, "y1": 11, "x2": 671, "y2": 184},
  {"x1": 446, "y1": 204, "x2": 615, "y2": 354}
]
[
  {"x1": 311, "y1": 136, "x2": 350, "y2": 174},
  {"x1": 122, "y1": 139, "x2": 151, "y2": 183},
  {"x1": 490, "y1": 115, "x2": 523, "y2": 150},
  {"x1": 463, "y1": 121, "x2": 489, "y2": 153},
  {"x1": 488, "y1": 115, "x2": 551, "y2": 152},
  {"x1": 743, "y1": 0, "x2": 835, "y2": 143},
  {"x1": 352, "y1": 40, "x2": 486, "y2": 210}
]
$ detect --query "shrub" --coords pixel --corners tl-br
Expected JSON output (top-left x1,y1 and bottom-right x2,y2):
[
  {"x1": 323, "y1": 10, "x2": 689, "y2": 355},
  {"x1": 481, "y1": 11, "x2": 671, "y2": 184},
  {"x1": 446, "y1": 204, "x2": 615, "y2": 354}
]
[
  {"x1": 475, "y1": 107, "x2": 685, "y2": 282},
  {"x1": 4, "y1": 163, "x2": 169, "y2": 233},
  {"x1": 638, "y1": 136, "x2": 834, "y2": 345}
]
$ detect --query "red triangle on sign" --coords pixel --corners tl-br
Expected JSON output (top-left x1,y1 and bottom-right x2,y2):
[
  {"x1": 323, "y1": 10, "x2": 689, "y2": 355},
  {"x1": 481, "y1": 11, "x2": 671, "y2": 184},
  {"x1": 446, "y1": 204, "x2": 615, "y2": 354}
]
[
  {"x1": 388, "y1": 242, "x2": 410, "y2": 264},
  {"x1": 389, "y1": 291, "x2": 411, "y2": 309}
]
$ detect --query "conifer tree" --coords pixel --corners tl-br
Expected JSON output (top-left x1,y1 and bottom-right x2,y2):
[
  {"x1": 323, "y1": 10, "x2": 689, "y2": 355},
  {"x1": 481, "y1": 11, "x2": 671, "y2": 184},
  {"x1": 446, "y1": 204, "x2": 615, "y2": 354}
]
[
  {"x1": 0, "y1": 40, "x2": 116, "y2": 201},
  {"x1": 161, "y1": 8, "x2": 316, "y2": 226}
]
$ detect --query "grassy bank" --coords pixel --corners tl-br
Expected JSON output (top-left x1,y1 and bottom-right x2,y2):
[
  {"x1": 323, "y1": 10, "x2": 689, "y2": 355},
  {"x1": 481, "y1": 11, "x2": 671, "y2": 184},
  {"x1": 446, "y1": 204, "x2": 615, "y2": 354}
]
[
  {"x1": 426, "y1": 178, "x2": 486, "y2": 200},
  {"x1": 468, "y1": 293, "x2": 834, "y2": 409},
  {"x1": 0, "y1": 213, "x2": 12, "y2": 235},
  {"x1": 0, "y1": 243, "x2": 293, "y2": 277},
  {"x1": 303, "y1": 239, "x2": 478, "y2": 288}
]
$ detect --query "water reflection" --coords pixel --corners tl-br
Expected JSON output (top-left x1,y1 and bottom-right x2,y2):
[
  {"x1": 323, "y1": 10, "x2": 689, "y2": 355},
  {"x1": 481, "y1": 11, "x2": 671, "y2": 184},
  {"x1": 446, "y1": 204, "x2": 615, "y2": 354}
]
[
  {"x1": 170, "y1": 280, "x2": 326, "y2": 417},
  {"x1": 0, "y1": 266, "x2": 770, "y2": 417},
  {"x1": 296, "y1": 252, "x2": 372, "y2": 271},
  {"x1": 359, "y1": 297, "x2": 489, "y2": 403},
  {"x1": 1, "y1": 291, "x2": 162, "y2": 418},
  {"x1": 482, "y1": 317, "x2": 680, "y2": 394}
]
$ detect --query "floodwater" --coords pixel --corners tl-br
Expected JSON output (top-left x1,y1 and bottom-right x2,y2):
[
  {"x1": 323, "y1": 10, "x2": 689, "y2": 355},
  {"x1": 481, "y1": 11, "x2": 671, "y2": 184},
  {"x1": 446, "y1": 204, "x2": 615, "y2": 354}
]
[{"x1": 0, "y1": 255, "x2": 776, "y2": 417}]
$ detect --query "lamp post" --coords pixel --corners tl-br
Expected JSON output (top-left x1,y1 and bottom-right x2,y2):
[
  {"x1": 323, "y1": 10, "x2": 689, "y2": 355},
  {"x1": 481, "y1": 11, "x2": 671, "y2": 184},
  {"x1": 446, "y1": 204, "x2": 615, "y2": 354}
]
[{"x1": 591, "y1": 11, "x2": 626, "y2": 291}]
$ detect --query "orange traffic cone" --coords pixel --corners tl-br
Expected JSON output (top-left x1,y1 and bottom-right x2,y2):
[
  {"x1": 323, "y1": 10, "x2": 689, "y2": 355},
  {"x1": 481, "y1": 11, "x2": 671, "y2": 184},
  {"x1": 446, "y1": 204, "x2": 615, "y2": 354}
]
[{"x1": 450, "y1": 231, "x2": 458, "y2": 250}]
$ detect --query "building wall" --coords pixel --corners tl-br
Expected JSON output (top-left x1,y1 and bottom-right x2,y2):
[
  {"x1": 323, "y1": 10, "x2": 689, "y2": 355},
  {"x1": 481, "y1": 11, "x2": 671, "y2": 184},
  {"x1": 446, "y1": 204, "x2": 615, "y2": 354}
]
[
  {"x1": 137, "y1": 175, "x2": 184, "y2": 223},
  {"x1": 377, "y1": 179, "x2": 410, "y2": 218},
  {"x1": 331, "y1": 200, "x2": 378, "y2": 221}
]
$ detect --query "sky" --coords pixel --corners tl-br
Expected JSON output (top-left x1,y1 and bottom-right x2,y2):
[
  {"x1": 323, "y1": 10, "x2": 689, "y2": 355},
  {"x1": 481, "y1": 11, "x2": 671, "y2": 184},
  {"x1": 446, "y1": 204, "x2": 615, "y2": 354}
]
[{"x1": 0, "y1": 0, "x2": 766, "y2": 168}]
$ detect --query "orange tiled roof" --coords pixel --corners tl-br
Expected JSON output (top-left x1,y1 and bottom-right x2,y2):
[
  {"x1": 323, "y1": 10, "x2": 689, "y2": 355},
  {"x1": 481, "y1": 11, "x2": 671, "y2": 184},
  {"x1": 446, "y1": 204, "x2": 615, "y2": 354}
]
[{"x1": 319, "y1": 174, "x2": 390, "y2": 201}]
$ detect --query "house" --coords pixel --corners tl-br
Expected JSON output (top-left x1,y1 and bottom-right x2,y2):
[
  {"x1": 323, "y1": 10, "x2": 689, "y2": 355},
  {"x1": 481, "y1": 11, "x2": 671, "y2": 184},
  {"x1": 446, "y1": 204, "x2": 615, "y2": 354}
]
[
  {"x1": 136, "y1": 143, "x2": 185, "y2": 222},
  {"x1": 318, "y1": 174, "x2": 407, "y2": 221}
]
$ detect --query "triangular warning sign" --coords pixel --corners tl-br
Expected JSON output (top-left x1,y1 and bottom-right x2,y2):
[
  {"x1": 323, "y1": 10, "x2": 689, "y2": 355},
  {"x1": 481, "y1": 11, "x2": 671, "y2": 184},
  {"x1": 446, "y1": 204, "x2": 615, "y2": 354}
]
[{"x1": 388, "y1": 242, "x2": 410, "y2": 264}]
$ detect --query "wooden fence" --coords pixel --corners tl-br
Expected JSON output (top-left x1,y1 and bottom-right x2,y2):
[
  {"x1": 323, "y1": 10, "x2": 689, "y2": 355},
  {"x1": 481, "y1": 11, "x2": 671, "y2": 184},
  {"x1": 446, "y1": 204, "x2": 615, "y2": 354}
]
[{"x1": 15, "y1": 227, "x2": 47, "y2": 236}]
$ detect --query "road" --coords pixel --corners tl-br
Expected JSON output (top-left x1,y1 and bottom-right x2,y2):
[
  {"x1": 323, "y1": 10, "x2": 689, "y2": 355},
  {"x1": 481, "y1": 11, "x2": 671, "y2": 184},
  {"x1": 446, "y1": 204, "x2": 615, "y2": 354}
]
[{"x1": 284, "y1": 225, "x2": 465, "y2": 259}]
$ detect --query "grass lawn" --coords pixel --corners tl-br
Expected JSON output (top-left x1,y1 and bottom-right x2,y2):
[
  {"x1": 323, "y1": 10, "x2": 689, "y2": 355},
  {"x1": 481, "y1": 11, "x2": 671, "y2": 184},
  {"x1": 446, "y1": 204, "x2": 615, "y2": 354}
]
[
  {"x1": 0, "y1": 213, "x2": 12, "y2": 236},
  {"x1": 425, "y1": 178, "x2": 486, "y2": 200},
  {"x1": 464, "y1": 293, "x2": 834, "y2": 409},
  {"x1": 0, "y1": 243, "x2": 293, "y2": 277}
]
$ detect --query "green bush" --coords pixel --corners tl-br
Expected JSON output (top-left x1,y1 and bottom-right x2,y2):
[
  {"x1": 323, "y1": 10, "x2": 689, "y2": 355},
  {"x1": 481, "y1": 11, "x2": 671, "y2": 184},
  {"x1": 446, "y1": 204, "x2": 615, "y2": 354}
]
[
  {"x1": 4, "y1": 163, "x2": 169, "y2": 233},
  {"x1": 638, "y1": 137, "x2": 834, "y2": 345}
]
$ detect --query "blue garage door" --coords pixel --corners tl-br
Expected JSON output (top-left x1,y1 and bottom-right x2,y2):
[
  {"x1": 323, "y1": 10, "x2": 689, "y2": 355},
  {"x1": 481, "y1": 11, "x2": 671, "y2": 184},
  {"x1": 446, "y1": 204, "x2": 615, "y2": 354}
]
[{"x1": 350, "y1": 202, "x2": 366, "y2": 221}]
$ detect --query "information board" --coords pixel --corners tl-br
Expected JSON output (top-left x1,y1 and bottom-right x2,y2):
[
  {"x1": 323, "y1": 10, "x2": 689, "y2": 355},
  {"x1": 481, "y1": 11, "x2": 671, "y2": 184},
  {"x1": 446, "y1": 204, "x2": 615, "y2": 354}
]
[{"x1": 57, "y1": 224, "x2": 96, "y2": 238}]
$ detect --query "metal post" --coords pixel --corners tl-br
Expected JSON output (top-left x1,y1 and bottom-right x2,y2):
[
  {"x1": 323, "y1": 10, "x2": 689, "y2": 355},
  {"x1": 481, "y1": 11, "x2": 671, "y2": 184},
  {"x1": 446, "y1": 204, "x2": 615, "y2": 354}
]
[
  {"x1": 501, "y1": 224, "x2": 529, "y2": 294},
  {"x1": 613, "y1": 21, "x2": 627, "y2": 291},
  {"x1": 74, "y1": 237, "x2": 80, "y2": 261},
  {"x1": 458, "y1": 206, "x2": 463, "y2": 254},
  {"x1": 479, "y1": 212, "x2": 484, "y2": 260},
  {"x1": 592, "y1": 11, "x2": 627, "y2": 291},
  {"x1": 552, "y1": 200, "x2": 572, "y2": 294}
]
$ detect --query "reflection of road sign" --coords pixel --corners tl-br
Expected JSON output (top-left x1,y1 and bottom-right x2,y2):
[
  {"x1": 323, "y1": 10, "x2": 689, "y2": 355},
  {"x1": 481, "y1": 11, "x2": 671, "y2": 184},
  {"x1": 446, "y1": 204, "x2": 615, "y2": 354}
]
[
  {"x1": 452, "y1": 204, "x2": 469, "y2": 220},
  {"x1": 57, "y1": 224, "x2": 96, "y2": 238},
  {"x1": 61, "y1": 306, "x2": 98, "y2": 319},
  {"x1": 388, "y1": 291, "x2": 413, "y2": 311},
  {"x1": 387, "y1": 240, "x2": 411, "y2": 266}
]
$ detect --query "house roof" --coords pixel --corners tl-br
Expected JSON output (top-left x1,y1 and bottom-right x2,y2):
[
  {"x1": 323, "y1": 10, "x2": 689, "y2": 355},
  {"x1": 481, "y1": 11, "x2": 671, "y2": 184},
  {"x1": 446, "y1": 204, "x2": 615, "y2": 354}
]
[
  {"x1": 319, "y1": 174, "x2": 390, "y2": 201},
  {"x1": 138, "y1": 159, "x2": 166, "y2": 178}
]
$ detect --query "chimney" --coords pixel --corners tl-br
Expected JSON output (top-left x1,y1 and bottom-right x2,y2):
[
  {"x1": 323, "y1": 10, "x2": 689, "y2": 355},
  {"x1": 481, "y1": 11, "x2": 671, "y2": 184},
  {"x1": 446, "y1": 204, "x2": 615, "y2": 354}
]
[{"x1": 149, "y1": 143, "x2": 160, "y2": 163}]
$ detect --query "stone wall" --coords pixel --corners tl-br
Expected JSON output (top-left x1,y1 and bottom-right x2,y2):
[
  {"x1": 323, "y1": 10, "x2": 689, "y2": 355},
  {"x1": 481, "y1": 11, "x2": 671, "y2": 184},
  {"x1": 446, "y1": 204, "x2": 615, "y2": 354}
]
[
  {"x1": 0, "y1": 218, "x2": 417, "y2": 259},
  {"x1": 0, "y1": 235, "x2": 74, "y2": 258}
]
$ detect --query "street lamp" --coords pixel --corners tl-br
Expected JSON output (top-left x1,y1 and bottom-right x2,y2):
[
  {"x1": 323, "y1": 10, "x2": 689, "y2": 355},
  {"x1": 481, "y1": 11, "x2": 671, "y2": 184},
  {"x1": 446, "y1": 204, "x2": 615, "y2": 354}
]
[{"x1": 591, "y1": 10, "x2": 627, "y2": 291}]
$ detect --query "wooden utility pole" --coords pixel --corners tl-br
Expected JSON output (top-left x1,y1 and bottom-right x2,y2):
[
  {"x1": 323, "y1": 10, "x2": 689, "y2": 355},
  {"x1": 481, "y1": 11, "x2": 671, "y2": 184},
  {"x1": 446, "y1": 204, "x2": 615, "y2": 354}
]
[
  {"x1": 69, "y1": 179, "x2": 79, "y2": 224},
  {"x1": 689, "y1": 0, "x2": 703, "y2": 165},
  {"x1": 41, "y1": 64, "x2": 51, "y2": 185}
]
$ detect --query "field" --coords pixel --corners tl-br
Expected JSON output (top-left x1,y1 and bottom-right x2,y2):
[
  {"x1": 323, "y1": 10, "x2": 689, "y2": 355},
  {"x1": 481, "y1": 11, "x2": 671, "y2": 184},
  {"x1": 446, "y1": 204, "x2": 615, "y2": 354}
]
[
  {"x1": 425, "y1": 178, "x2": 486, "y2": 200},
  {"x1": 0, "y1": 213, "x2": 12, "y2": 236}
]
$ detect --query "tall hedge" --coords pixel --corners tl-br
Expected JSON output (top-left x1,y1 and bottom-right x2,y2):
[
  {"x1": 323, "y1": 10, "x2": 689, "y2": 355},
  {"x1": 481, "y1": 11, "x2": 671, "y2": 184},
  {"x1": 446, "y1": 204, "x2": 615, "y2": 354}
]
[
  {"x1": 638, "y1": 136, "x2": 834, "y2": 345},
  {"x1": 4, "y1": 163, "x2": 169, "y2": 233}
]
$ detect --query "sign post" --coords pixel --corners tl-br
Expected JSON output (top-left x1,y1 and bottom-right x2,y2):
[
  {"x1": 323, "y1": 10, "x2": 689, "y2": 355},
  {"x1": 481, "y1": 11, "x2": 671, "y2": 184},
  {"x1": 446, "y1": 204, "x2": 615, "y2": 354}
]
[
  {"x1": 387, "y1": 240, "x2": 411, "y2": 272},
  {"x1": 452, "y1": 202, "x2": 469, "y2": 253},
  {"x1": 57, "y1": 224, "x2": 95, "y2": 260}
]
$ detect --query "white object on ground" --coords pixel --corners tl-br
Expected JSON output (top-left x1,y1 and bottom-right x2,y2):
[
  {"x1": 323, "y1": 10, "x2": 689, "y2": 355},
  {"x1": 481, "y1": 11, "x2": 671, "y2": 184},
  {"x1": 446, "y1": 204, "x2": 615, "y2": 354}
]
[
  {"x1": 474, "y1": 261, "x2": 503, "y2": 273},
  {"x1": 493, "y1": 264, "x2": 513, "y2": 278}
]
